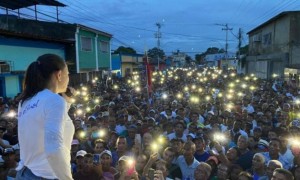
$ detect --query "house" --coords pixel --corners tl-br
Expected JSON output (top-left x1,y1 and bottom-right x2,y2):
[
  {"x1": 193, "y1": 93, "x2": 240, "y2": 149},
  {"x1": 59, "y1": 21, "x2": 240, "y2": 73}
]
[
  {"x1": 204, "y1": 52, "x2": 237, "y2": 69},
  {"x1": 111, "y1": 53, "x2": 144, "y2": 77},
  {"x1": 246, "y1": 11, "x2": 300, "y2": 80},
  {"x1": 0, "y1": 14, "x2": 112, "y2": 98},
  {"x1": 170, "y1": 50, "x2": 186, "y2": 67}
]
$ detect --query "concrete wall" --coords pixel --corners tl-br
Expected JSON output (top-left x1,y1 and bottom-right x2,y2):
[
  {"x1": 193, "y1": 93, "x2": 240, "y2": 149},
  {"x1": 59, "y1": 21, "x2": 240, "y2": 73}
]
[
  {"x1": 5, "y1": 75, "x2": 19, "y2": 98},
  {"x1": 247, "y1": 12, "x2": 300, "y2": 79},
  {"x1": 78, "y1": 29, "x2": 111, "y2": 71},
  {"x1": 78, "y1": 29, "x2": 97, "y2": 70},
  {"x1": 0, "y1": 37, "x2": 65, "y2": 97},
  {"x1": 0, "y1": 37, "x2": 65, "y2": 71},
  {"x1": 121, "y1": 63, "x2": 134, "y2": 77},
  {"x1": 97, "y1": 35, "x2": 110, "y2": 69}
]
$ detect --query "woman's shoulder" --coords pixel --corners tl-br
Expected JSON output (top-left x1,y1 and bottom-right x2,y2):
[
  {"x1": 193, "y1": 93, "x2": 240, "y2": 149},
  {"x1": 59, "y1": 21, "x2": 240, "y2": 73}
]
[{"x1": 39, "y1": 89, "x2": 64, "y2": 103}]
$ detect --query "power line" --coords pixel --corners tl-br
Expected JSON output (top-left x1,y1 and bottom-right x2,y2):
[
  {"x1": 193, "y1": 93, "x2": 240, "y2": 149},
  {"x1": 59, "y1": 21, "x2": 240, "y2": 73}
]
[{"x1": 248, "y1": 0, "x2": 297, "y2": 26}]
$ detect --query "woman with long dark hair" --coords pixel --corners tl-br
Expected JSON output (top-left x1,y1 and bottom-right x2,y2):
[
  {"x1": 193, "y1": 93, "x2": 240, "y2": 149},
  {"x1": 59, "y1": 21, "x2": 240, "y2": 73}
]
[{"x1": 16, "y1": 54, "x2": 74, "y2": 180}]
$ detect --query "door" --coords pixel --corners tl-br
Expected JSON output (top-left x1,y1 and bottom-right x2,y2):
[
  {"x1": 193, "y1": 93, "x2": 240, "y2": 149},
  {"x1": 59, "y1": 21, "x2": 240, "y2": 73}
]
[{"x1": 0, "y1": 77, "x2": 5, "y2": 97}]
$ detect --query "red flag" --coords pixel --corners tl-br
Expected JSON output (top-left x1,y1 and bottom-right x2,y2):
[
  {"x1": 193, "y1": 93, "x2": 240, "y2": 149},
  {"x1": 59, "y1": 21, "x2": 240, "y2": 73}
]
[{"x1": 143, "y1": 55, "x2": 152, "y2": 97}]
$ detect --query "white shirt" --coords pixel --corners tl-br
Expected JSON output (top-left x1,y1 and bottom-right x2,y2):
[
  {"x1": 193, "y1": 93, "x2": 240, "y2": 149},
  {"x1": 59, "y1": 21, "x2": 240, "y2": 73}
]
[
  {"x1": 261, "y1": 152, "x2": 291, "y2": 170},
  {"x1": 0, "y1": 139, "x2": 10, "y2": 152},
  {"x1": 243, "y1": 104, "x2": 255, "y2": 114},
  {"x1": 167, "y1": 133, "x2": 187, "y2": 142},
  {"x1": 17, "y1": 89, "x2": 74, "y2": 180},
  {"x1": 280, "y1": 148, "x2": 294, "y2": 168},
  {"x1": 176, "y1": 155, "x2": 200, "y2": 180}
]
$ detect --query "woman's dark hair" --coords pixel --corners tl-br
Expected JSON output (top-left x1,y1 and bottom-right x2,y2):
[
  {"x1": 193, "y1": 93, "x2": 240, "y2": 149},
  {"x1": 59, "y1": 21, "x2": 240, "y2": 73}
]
[{"x1": 19, "y1": 54, "x2": 66, "y2": 105}]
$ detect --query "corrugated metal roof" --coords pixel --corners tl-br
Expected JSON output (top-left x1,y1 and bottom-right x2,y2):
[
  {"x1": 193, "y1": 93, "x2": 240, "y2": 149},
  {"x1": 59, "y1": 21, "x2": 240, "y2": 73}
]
[{"x1": 0, "y1": 0, "x2": 66, "y2": 10}]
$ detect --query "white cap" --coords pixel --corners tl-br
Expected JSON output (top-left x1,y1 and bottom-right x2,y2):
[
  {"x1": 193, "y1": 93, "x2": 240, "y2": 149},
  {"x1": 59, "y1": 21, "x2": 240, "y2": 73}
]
[
  {"x1": 100, "y1": 150, "x2": 112, "y2": 158},
  {"x1": 118, "y1": 155, "x2": 130, "y2": 162},
  {"x1": 109, "y1": 101, "x2": 115, "y2": 106},
  {"x1": 208, "y1": 111, "x2": 214, "y2": 115},
  {"x1": 72, "y1": 139, "x2": 80, "y2": 145},
  {"x1": 76, "y1": 150, "x2": 87, "y2": 158},
  {"x1": 187, "y1": 133, "x2": 195, "y2": 139}
]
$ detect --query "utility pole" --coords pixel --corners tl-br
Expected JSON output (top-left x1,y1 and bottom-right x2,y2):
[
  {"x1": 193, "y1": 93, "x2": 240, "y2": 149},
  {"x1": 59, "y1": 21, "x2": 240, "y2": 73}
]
[
  {"x1": 222, "y1": 24, "x2": 233, "y2": 61},
  {"x1": 237, "y1": 28, "x2": 242, "y2": 72},
  {"x1": 155, "y1": 23, "x2": 162, "y2": 70},
  {"x1": 237, "y1": 28, "x2": 242, "y2": 60}
]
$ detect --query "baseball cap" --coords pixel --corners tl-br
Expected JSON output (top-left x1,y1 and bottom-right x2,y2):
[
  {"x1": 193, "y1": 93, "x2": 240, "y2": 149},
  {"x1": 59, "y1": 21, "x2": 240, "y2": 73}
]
[
  {"x1": 128, "y1": 124, "x2": 138, "y2": 130},
  {"x1": 72, "y1": 139, "x2": 80, "y2": 145},
  {"x1": 118, "y1": 155, "x2": 130, "y2": 162},
  {"x1": 207, "y1": 111, "x2": 214, "y2": 116},
  {"x1": 76, "y1": 150, "x2": 87, "y2": 158},
  {"x1": 187, "y1": 133, "x2": 195, "y2": 139},
  {"x1": 172, "y1": 100, "x2": 178, "y2": 104},
  {"x1": 136, "y1": 120, "x2": 143, "y2": 126},
  {"x1": 100, "y1": 150, "x2": 112, "y2": 158},
  {"x1": 109, "y1": 101, "x2": 115, "y2": 106},
  {"x1": 149, "y1": 109, "x2": 156, "y2": 113},
  {"x1": 290, "y1": 119, "x2": 300, "y2": 128},
  {"x1": 258, "y1": 139, "x2": 269, "y2": 147},
  {"x1": 257, "y1": 112, "x2": 264, "y2": 116},
  {"x1": 2, "y1": 148, "x2": 14, "y2": 156},
  {"x1": 224, "y1": 109, "x2": 231, "y2": 113}
]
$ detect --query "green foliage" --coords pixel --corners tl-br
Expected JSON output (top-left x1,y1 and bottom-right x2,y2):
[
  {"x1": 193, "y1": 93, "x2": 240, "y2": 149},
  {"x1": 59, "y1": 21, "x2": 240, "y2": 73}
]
[
  {"x1": 185, "y1": 55, "x2": 192, "y2": 64},
  {"x1": 195, "y1": 46, "x2": 222, "y2": 64},
  {"x1": 147, "y1": 47, "x2": 165, "y2": 59},
  {"x1": 113, "y1": 46, "x2": 137, "y2": 54}
]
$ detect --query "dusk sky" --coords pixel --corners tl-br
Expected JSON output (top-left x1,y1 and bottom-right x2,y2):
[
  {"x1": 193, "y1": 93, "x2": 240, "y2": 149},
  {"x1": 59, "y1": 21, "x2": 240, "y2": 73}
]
[{"x1": 1, "y1": 0, "x2": 300, "y2": 56}]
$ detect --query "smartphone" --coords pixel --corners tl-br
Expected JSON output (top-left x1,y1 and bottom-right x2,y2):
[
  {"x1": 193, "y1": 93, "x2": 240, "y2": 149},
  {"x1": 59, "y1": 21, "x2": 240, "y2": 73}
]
[
  {"x1": 93, "y1": 154, "x2": 100, "y2": 165},
  {"x1": 65, "y1": 87, "x2": 74, "y2": 97},
  {"x1": 148, "y1": 169, "x2": 155, "y2": 179},
  {"x1": 126, "y1": 160, "x2": 136, "y2": 176}
]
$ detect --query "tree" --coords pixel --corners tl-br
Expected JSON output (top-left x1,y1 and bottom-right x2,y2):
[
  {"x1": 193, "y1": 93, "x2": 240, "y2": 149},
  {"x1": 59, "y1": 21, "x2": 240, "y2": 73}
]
[
  {"x1": 147, "y1": 47, "x2": 165, "y2": 60},
  {"x1": 185, "y1": 55, "x2": 192, "y2": 64},
  {"x1": 206, "y1": 47, "x2": 219, "y2": 54},
  {"x1": 195, "y1": 46, "x2": 222, "y2": 64},
  {"x1": 195, "y1": 54, "x2": 204, "y2": 64},
  {"x1": 113, "y1": 46, "x2": 136, "y2": 54}
]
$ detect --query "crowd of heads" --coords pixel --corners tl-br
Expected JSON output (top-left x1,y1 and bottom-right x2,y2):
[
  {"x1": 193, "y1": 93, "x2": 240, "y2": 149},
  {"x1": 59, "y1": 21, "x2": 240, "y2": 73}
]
[{"x1": 1, "y1": 66, "x2": 300, "y2": 179}]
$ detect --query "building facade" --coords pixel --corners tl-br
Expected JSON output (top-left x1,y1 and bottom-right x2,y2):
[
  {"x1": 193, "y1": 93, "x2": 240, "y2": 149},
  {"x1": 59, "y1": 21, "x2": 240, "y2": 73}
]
[
  {"x1": 204, "y1": 52, "x2": 237, "y2": 69},
  {"x1": 0, "y1": 15, "x2": 112, "y2": 97},
  {"x1": 246, "y1": 11, "x2": 300, "y2": 79},
  {"x1": 111, "y1": 53, "x2": 144, "y2": 77}
]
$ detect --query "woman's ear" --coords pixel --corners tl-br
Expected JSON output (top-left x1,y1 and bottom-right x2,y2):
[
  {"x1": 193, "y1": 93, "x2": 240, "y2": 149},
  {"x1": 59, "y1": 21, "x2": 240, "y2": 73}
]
[{"x1": 56, "y1": 70, "x2": 62, "y2": 82}]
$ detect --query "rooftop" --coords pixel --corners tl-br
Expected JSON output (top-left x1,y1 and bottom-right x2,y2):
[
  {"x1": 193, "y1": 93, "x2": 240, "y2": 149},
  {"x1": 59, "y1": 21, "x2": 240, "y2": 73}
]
[{"x1": 0, "y1": 0, "x2": 65, "y2": 10}]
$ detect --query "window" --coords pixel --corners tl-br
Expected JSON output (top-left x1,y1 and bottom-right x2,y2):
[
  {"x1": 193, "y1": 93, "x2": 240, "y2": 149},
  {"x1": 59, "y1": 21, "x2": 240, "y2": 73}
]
[
  {"x1": 263, "y1": 33, "x2": 272, "y2": 46},
  {"x1": 100, "y1": 41, "x2": 109, "y2": 53},
  {"x1": 81, "y1": 36, "x2": 92, "y2": 51}
]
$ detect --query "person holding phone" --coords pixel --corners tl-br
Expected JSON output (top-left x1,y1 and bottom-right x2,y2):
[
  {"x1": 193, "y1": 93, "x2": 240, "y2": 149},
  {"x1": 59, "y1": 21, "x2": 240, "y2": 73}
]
[
  {"x1": 73, "y1": 153, "x2": 102, "y2": 180},
  {"x1": 115, "y1": 156, "x2": 139, "y2": 180},
  {"x1": 99, "y1": 150, "x2": 118, "y2": 179},
  {"x1": 16, "y1": 54, "x2": 74, "y2": 180}
]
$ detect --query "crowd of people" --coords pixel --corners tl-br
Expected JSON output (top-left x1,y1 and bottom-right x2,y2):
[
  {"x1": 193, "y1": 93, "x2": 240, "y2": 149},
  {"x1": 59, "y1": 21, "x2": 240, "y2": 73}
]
[{"x1": 0, "y1": 65, "x2": 300, "y2": 180}]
